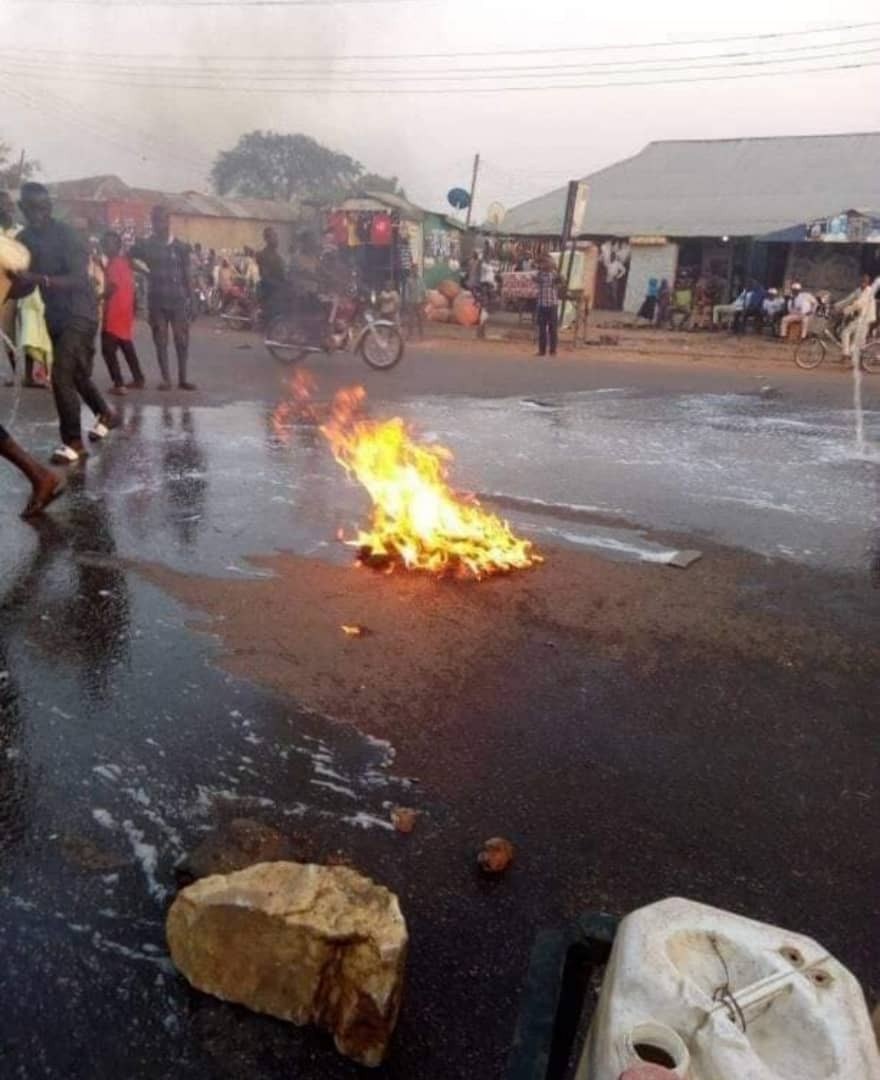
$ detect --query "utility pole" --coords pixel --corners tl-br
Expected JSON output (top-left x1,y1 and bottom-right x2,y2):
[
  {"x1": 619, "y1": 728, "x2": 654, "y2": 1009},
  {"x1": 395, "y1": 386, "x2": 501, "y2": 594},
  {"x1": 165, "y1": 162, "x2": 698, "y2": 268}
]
[
  {"x1": 15, "y1": 149, "x2": 25, "y2": 189},
  {"x1": 464, "y1": 152, "x2": 480, "y2": 228}
]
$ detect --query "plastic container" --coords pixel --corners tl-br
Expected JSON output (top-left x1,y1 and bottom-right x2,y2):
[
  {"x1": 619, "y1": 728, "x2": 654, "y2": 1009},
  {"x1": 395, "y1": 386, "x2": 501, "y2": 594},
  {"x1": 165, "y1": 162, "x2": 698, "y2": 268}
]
[{"x1": 578, "y1": 897, "x2": 880, "y2": 1080}]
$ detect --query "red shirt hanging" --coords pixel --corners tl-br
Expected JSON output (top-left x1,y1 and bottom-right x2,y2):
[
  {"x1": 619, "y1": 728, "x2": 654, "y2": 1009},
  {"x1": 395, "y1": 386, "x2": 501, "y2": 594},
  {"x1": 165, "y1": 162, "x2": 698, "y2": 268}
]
[
  {"x1": 370, "y1": 213, "x2": 392, "y2": 246},
  {"x1": 328, "y1": 210, "x2": 348, "y2": 246}
]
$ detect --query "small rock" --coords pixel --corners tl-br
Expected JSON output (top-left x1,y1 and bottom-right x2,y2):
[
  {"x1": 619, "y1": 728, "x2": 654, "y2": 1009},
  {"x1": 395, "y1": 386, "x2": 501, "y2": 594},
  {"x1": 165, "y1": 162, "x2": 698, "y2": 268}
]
[
  {"x1": 175, "y1": 818, "x2": 301, "y2": 885},
  {"x1": 341, "y1": 623, "x2": 370, "y2": 638},
  {"x1": 391, "y1": 807, "x2": 417, "y2": 834},
  {"x1": 166, "y1": 861, "x2": 408, "y2": 1068},
  {"x1": 477, "y1": 837, "x2": 515, "y2": 874}
]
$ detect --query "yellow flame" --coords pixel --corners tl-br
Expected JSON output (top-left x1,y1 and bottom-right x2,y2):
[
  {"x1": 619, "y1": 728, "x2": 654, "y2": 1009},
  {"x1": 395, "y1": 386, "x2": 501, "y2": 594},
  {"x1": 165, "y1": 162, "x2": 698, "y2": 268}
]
[{"x1": 321, "y1": 387, "x2": 542, "y2": 579}]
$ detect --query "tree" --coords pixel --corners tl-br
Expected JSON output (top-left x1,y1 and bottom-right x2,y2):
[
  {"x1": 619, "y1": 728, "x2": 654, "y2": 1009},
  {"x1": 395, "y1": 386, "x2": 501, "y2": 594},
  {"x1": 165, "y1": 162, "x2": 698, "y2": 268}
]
[
  {"x1": 358, "y1": 173, "x2": 407, "y2": 200},
  {"x1": 211, "y1": 131, "x2": 361, "y2": 202},
  {"x1": 0, "y1": 140, "x2": 39, "y2": 189}
]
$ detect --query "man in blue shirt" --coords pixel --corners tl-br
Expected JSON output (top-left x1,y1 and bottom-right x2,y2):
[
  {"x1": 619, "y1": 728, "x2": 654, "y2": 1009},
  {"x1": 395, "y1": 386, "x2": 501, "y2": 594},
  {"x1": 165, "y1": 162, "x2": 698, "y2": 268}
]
[{"x1": 533, "y1": 255, "x2": 564, "y2": 357}]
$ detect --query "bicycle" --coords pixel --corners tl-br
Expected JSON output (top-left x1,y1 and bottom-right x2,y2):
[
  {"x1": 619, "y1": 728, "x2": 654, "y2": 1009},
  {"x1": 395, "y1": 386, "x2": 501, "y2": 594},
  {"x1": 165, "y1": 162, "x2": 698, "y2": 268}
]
[{"x1": 794, "y1": 317, "x2": 880, "y2": 373}]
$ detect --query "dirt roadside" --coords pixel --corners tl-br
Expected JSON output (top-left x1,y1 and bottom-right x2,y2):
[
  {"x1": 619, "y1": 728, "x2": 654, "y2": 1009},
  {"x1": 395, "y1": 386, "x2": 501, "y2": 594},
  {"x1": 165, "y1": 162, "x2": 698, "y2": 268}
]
[{"x1": 416, "y1": 321, "x2": 865, "y2": 382}]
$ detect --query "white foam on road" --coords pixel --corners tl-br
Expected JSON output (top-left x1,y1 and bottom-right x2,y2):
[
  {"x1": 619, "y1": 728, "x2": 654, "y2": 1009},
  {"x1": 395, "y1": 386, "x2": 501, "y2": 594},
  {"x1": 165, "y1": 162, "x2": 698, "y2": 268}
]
[{"x1": 121, "y1": 820, "x2": 166, "y2": 903}]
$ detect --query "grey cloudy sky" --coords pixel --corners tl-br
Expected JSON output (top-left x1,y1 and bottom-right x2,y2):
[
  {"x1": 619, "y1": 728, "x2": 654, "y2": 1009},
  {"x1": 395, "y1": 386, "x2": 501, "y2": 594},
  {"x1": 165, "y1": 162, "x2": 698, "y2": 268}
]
[{"x1": 3, "y1": 0, "x2": 880, "y2": 220}]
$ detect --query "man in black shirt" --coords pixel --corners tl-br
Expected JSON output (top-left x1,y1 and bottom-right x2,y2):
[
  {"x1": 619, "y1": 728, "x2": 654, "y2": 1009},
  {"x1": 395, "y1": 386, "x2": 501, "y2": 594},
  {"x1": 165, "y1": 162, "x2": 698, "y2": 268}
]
[
  {"x1": 130, "y1": 205, "x2": 196, "y2": 390},
  {"x1": 256, "y1": 226, "x2": 286, "y2": 320},
  {"x1": 13, "y1": 182, "x2": 116, "y2": 464}
]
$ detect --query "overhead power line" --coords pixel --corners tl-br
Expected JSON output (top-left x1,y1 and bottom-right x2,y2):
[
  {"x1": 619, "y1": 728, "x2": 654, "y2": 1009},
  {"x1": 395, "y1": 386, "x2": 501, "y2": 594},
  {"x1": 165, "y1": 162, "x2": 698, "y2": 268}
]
[
  {"x1": 4, "y1": 35, "x2": 880, "y2": 79},
  {"x1": 5, "y1": 20, "x2": 880, "y2": 61},
  {"x1": 10, "y1": 0, "x2": 426, "y2": 6},
  {"x1": 5, "y1": 55, "x2": 879, "y2": 94}
]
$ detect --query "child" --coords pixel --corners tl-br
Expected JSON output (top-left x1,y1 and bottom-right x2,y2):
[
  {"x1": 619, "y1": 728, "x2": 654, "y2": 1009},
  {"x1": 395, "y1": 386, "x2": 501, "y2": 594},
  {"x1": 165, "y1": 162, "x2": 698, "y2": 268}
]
[
  {"x1": 101, "y1": 230, "x2": 144, "y2": 394},
  {"x1": 377, "y1": 280, "x2": 401, "y2": 322}
]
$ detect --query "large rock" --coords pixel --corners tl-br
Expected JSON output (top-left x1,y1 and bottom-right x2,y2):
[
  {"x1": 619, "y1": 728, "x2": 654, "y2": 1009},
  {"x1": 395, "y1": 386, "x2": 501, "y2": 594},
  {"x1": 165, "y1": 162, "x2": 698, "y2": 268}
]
[{"x1": 166, "y1": 861, "x2": 407, "y2": 1067}]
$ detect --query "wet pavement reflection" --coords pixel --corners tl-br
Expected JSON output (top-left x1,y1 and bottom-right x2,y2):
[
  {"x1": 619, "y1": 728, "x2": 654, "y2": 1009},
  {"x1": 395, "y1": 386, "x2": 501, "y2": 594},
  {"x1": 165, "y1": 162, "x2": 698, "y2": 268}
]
[{"x1": 0, "y1": 404, "x2": 424, "y2": 1077}]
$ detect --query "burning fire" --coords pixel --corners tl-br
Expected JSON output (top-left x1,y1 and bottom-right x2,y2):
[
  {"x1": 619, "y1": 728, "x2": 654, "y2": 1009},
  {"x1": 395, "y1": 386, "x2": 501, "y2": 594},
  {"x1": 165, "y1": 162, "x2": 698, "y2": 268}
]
[
  {"x1": 321, "y1": 386, "x2": 542, "y2": 579},
  {"x1": 270, "y1": 369, "x2": 319, "y2": 444}
]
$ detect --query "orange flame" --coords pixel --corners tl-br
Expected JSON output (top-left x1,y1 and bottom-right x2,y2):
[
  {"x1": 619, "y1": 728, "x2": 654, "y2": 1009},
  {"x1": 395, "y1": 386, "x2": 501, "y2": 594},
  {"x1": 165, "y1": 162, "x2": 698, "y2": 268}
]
[
  {"x1": 321, "y1": 386, "x2": 542, "y2": 579},
  {"x1": 270, "y1": 369, "x2": 320, "y2": 444}
]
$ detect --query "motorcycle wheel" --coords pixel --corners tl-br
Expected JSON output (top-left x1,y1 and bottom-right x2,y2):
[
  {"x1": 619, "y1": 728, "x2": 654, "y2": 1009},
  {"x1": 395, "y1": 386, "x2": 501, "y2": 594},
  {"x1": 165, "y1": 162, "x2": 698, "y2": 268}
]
[
  {"x1": 265, "y1": 316, "x2": 310, "y2": 364},
  {"x1": 359, "y1": 324, "x2": 404, "y2": 370}
]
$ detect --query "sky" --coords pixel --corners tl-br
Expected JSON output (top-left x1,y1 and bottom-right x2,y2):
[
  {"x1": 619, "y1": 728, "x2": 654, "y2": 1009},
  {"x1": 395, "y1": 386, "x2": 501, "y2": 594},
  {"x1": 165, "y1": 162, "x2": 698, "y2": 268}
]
[{"x1": 2, "y1": 0, "x2": 880, "y2": 223}]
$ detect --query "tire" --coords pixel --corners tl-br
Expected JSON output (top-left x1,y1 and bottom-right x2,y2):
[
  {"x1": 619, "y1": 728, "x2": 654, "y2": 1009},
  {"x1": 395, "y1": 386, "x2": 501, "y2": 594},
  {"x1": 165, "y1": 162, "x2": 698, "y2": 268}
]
[
  {"x1": 794, "y1": 337, "x2": 825, "y2": 370},
  {"x1": 265, "y1": 316, "x2": 309, "y2": 364},
  {"x1": 860, "y1": 340, "x2": 880, "y2": 374},
  {"x1": 359, "y1": 324, "x2": 404, "y2": 370}
]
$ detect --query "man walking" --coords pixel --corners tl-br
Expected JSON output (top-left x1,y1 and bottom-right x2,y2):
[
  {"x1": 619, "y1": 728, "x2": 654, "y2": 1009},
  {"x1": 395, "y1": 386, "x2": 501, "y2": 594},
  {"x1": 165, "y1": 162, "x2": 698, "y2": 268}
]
[
  {"x1": 533, "y1": 255, "x2": 563, "y2": 357},
  {"x1": 100, "y1": 230, "x2": 144, "y2": 394},
  {"x1": 130, "y1": 205, "x2": 196, "y2": 390},
  {"x1": 13, "y1": 182, "x2": 116, "y2": 464}
]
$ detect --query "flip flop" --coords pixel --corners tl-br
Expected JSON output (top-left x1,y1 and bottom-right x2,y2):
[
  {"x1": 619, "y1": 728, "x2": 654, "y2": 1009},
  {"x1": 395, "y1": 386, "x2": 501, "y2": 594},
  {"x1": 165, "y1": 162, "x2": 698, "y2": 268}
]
[{"x1": 22, "y1": 474, "x2": 67, "y2": 519}]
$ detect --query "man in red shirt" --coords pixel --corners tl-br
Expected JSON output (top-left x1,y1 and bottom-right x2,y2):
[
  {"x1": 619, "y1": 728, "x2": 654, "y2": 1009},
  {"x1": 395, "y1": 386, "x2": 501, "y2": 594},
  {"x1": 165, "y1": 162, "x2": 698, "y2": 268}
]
[{"x1": 101, "y1": 230, "x2": 144, "y2": 394}]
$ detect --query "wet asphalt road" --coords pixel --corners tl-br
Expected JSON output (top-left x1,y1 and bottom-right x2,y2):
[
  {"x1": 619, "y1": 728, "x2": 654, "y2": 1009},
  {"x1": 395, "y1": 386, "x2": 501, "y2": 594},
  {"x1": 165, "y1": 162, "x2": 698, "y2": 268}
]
[{"x1": 0, "y1": 324, "x2": 877, "y2": 1079}]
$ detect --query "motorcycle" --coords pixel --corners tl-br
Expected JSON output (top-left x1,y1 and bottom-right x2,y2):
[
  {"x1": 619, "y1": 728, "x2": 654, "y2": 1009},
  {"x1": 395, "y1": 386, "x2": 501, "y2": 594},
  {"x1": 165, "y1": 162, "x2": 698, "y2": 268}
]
[
  {"x1": 264, "y1": 290, "x2": 404, "y2": 371},
  {"x1": 219, "y1": 280, "x2": 260, "y2": 330},
  {"x1": 189, "y1": 277, "x2": 212, "y2": 322}
]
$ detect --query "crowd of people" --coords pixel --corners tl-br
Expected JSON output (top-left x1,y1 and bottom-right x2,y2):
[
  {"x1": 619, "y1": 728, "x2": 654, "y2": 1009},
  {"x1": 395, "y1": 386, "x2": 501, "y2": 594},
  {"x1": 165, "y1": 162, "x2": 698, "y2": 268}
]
[
  {"x1": 0, "y1": 184, "x2": 213, "y2": 514},
  {"x1": 637, "y1": 271, "x2": 879, "y2": 358}
]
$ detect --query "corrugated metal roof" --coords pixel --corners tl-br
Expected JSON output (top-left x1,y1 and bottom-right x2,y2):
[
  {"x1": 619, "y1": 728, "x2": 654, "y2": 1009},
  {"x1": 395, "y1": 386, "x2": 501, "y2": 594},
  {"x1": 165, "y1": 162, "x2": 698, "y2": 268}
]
[
  {"x1": 170, "y1": 191, "x2": 301, "y2": 222},
  {"x1": 49, "y1": 176, "x2": 300, "y2": 222},
  {"x1": 49, "y1": 175, "x2": 131, "y2": 200},
  {"x1": 342, "y1": 190, "x2": 426, "y2": 221},
  {"x1": 501, "y1": 134, "x2": 880, "y2": 238}
]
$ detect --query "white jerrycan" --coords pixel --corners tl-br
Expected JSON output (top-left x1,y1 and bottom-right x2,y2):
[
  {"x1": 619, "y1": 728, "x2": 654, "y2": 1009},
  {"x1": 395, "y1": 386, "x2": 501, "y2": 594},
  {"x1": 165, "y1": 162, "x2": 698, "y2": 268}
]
[{"x1": 578, "y1": 897, "x2": 880, "y2": 1080}]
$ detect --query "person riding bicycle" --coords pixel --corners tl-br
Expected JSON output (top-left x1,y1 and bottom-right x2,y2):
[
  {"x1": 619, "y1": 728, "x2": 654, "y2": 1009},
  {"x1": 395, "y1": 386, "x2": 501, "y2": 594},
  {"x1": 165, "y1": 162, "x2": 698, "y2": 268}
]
[{"x1": 837, "y1": 275, "x2": 877, "y2": 363}]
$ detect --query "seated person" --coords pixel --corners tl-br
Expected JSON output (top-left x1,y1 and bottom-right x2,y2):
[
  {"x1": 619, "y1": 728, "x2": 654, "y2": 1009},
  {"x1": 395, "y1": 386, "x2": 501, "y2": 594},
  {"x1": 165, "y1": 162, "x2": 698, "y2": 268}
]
[
  {"x1": 779, "y1": 282, "x2": 817, "y2": 340},
  {"x1": 732, "y1": 281, "x2": 767, "y2": 333},
  {"x1": 668, "y1": 279, "x2": 693, "y2": 329},
  {"x1": 688, "y1": 278, "x2": 712, "y2": 331},
  {"x1": 762, "y1": 288, "x2": 786, "y2": 334},
  {"x1": 712, "y1": 289, "x2": 746, "y2": 331}
]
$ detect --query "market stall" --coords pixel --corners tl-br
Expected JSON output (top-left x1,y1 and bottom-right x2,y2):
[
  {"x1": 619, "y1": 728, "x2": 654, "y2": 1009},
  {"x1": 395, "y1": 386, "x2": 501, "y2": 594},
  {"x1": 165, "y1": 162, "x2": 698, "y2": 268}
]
[
  {"x1": 328, "y1": 192, "x2": 424, "y2": 296},
  {"x1": 422, "y1": 212, "x2": 466, "y2": 289}
]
